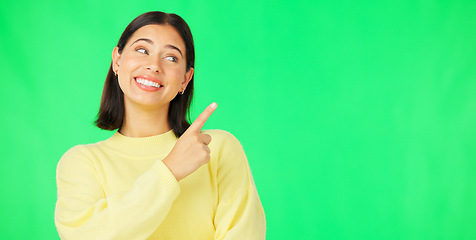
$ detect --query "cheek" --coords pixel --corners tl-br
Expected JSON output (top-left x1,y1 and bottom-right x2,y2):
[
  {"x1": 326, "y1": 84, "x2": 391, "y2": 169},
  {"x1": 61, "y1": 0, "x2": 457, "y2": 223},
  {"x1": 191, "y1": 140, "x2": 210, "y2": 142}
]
[
  {"x1": 117, "y1": 57, "x2": 138, "y2": 88},
  {"x1": 119, "y1": 54, "x2": 142, "y2": 72},
  {"x1": 170, "y1": 66, "x2": 187, "y2": 80},
  {"x1": 162, "y1": 66, "x2": 182, "y2": 82}
]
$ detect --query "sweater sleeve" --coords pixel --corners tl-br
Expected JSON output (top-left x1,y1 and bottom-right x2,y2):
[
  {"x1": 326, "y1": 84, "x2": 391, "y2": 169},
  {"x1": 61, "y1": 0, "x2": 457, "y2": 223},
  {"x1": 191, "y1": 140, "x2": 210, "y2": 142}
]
[
  {"x1": 55, "y1": 146, "x2": 180, "y2": 240},
  {"x1": 212, "y1": 131, "x2": 266, "y2": 240}
]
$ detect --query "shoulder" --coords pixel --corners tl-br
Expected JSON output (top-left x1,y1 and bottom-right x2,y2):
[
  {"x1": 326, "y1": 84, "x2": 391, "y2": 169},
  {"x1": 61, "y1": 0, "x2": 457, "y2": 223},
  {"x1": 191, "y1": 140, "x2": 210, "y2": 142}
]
[
  {"x1": 202, "y1": 129, "x2": 246, "y2": 158},
  {"x1": 57, "y1": 143, "x2": 103, "y2": 172},
  {"x1": 60, "y1": 142, "x2": 102, "y2": 160}
]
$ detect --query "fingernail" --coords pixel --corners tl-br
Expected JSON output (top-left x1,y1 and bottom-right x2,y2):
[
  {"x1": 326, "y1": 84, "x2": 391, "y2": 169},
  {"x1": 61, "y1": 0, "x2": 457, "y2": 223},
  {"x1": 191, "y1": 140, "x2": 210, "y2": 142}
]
[{"x1": 210, "y1": 102, "x2": 217, "y2": 109}]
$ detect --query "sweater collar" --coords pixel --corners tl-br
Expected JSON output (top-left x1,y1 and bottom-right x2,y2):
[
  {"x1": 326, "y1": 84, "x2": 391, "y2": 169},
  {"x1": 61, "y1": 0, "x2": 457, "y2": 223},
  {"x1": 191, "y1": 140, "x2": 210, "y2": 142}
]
[{"x1": 102, "y1": 130, "x2": 178, "y2": 157}]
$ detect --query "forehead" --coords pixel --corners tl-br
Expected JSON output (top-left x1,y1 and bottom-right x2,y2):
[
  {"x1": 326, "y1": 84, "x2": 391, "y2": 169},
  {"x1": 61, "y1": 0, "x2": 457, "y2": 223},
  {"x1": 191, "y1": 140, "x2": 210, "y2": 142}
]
[{"x1": 128, "y1": 24, "x2": 185, "y2": 50}]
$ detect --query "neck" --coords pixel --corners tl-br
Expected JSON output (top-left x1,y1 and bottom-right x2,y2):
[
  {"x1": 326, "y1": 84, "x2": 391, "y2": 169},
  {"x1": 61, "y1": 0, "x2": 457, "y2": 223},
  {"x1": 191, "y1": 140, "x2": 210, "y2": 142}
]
[{"x1": 120, "y1": 101, "x2": 171, "y2": 138}]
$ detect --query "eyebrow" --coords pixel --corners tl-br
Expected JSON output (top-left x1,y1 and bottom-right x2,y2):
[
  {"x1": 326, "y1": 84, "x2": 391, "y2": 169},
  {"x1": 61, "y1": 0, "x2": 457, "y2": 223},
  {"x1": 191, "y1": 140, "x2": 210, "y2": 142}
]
[{"x1": 130, "y1": 38, "x2": 183, "y2": 57}]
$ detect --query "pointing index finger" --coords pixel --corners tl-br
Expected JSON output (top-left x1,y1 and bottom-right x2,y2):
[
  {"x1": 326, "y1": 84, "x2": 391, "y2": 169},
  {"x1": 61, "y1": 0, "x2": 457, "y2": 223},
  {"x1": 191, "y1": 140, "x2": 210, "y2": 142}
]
[{"x1": 188, "y1": 102, "x2": 217, "y2": 133}]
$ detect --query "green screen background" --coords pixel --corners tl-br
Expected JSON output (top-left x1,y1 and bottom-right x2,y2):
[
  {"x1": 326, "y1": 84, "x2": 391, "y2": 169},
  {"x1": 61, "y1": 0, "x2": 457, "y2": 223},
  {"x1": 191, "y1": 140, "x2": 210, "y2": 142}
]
[{"x1": 1, "y1": 0, "x2": 475, "y2": 239}]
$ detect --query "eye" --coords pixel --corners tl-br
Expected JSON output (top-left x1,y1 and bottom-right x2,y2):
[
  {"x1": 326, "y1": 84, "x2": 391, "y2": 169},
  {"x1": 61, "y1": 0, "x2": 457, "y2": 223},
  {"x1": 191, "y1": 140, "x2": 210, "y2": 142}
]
[
  {"x1": 164, "y1": 56, "x2": 178, "y2": 62},
  {"x1": 136, "y1": 48, "x2": 148, "y2": 54}
]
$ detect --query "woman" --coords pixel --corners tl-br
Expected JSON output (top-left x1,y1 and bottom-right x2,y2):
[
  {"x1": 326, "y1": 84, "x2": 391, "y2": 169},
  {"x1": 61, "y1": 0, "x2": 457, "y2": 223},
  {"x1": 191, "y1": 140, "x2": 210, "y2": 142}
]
[{"x1": 55, "y1": 11, "x2": 266, "y2": 239}]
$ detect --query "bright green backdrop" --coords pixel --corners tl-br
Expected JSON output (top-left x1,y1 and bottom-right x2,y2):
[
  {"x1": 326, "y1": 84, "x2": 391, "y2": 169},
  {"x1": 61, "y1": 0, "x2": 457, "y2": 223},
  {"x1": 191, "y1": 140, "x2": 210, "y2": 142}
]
[{"x1": 1, "y1": 0, "x2": 475, "y2": 239}]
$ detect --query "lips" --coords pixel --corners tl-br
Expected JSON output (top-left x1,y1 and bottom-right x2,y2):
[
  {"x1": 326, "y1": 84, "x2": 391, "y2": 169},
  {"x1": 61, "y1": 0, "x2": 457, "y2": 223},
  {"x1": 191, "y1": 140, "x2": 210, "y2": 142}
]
[{"x1": 134, "y1": 75, "x2": 163, "y2": 91}]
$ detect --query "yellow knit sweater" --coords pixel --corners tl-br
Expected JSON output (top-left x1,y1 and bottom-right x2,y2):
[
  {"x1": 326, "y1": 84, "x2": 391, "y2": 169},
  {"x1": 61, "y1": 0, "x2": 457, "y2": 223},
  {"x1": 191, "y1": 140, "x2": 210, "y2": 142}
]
[{"x1": 55, "y1": 129, "x2": 265, "y2": 239}]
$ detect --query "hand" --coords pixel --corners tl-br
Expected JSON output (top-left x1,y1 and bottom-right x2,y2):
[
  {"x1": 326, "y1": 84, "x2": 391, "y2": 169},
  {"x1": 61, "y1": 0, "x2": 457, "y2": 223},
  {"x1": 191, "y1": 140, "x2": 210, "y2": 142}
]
[{"x1": 163, "y1": 102, "x2": 217, "y2": 181}]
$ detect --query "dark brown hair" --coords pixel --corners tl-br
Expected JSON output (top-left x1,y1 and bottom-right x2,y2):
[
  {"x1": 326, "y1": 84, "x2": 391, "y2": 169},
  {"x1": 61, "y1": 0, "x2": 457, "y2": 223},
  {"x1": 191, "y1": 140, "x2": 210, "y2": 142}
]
[{"x1": 95, "y1": 11, "x2": 195, "y2": 137}]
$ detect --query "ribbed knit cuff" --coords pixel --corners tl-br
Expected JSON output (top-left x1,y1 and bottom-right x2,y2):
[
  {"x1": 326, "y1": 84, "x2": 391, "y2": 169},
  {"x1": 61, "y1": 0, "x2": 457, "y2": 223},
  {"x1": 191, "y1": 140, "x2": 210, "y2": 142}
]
[{"x1": 152, "y1": 160, "x2": 181, "y2": 197}]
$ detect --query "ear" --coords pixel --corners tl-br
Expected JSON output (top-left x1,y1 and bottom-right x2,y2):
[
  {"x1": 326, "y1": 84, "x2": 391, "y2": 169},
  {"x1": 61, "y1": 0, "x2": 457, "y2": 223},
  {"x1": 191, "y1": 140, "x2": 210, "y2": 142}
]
[
  {"x1": 112, "y1": 47, "x2": 121, "y2": 73},
  {"x1": 181, "y1": 67, "x2": 194, "y2": 89}
]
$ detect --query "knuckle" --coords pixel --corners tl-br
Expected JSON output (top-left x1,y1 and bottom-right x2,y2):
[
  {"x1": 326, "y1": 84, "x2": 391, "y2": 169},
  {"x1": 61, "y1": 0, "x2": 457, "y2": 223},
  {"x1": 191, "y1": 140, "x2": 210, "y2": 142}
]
[
  {"x1": 192, "y1": 134, "x2": 200, "y2": 142},
  {"x1": 196, "y1": 116, "x2": 205, "y2": 124}
]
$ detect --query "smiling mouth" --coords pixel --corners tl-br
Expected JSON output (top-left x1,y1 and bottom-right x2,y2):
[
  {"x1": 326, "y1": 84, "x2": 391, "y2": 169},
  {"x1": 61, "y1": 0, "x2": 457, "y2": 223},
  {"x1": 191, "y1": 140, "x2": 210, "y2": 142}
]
[{"x1": 135, "y1": 78, "x2": 163, "y2": 88}]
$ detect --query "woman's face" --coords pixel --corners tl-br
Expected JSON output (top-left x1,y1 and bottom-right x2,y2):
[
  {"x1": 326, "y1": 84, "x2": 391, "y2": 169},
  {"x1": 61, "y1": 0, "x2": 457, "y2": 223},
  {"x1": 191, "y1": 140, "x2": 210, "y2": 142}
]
[{"x1": 112, "y1": 24, "x2": 193, "y2": 109}]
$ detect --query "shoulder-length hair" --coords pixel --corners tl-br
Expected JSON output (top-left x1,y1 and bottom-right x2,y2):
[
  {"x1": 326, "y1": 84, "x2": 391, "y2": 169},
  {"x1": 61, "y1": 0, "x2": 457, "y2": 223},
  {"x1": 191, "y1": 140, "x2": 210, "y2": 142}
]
[{"x1": 95, "y1": 11, "x2": 195, "y2": 138}]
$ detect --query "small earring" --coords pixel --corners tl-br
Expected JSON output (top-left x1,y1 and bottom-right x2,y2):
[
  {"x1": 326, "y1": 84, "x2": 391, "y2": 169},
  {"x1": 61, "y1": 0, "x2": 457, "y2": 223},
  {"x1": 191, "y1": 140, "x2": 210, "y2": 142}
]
[
  {"x1": 114, "y1": 70, "x2": 118, "y2": 77},
  {"x1": 179, "y1": 89, "x2": 185, "y2": 95}
]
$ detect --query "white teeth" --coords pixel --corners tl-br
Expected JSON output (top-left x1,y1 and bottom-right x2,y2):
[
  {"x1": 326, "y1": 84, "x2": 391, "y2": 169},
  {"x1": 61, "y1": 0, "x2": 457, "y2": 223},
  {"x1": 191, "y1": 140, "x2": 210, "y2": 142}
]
[{"x1": 135, "y1": 78, "x2": 161, "y2": 88}]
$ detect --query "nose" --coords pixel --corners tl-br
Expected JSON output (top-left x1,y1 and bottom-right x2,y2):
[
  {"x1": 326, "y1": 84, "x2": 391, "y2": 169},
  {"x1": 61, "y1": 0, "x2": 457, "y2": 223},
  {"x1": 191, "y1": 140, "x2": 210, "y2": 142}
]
[{"x1": 144, "y1": 55, "x2": 162, "y2": 73}]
